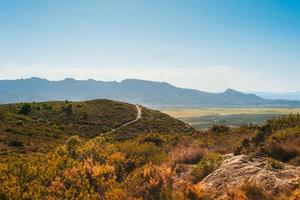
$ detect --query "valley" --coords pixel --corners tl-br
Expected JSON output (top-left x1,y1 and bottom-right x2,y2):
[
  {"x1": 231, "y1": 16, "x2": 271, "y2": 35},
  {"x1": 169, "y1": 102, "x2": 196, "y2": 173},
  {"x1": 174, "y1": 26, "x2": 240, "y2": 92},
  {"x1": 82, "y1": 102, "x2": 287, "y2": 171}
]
[{"x1": 162, "y1": 107, "x2": 300, "y2": 129}]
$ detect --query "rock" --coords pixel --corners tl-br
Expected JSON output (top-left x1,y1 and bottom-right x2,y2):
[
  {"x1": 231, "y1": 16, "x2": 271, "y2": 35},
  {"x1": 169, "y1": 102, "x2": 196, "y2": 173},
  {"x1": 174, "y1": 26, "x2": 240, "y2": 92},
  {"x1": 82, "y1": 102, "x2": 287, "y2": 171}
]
[{"x1": 199, "y1": 154, "x2": 300, "y2": 199}]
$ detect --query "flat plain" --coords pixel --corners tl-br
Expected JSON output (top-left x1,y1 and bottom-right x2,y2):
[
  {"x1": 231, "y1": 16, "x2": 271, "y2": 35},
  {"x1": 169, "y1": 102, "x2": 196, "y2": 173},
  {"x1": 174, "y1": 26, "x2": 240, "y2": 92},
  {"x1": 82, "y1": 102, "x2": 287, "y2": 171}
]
[
  {"x1": 160, "y1": 107, "x2": 300, "y2": 118},
  {"x1": 160, "y1": 107, "x2": 300, "y2": 129}
]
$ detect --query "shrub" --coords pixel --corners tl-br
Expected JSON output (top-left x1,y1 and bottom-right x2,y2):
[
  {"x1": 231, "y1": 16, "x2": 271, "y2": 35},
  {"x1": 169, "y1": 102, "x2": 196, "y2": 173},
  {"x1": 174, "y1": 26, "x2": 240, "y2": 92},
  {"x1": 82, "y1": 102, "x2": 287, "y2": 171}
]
[
  {"x1": 140, "y1": 133, "x2": 165, "y2": 146},
  {"x1": 267, "y1": 143, "x2": 297, "y2": 162},
  {"x1": 126, "y1": 164, "x2": 173, "y2": 200},
  {"x1": 241, "y1": 183, "x2": 272, "y2": 200},
  {"x1": 252, "y1": 124, "x2": 272, "y2": 145},
  {"x1": 191, "y1": 153, "x2": 222, "y2": 183},
  {"x1": 170, "y1": 146, "x2": 204, "y2": 165},
  {"x1": 62, "y1": 102, "x2": 73, "y2": 116},
  {"x1": 210, "y1": 125, "x2": 230, "y2": 134},
  {"x1": 66, "y1": 136, "x2": 81, "y2": 158},
  {"x1": 267, "y1": 158, "x2": 284, "y2": 170},
  {"x1": 16, "y1": 120, "x2": 24, "y2": 125},
  {"x1": 19, "y1": 103, "x2": 32, "y2": 115},
  {"x1": 7, "y1": 139, "x2": 24, "y2": 147},
  {"x1": 26, "y1": 132, "x2": 33, "y2": 137},
  {"x1": 117, "y1": 141, "x2": 166, "y2": 168},
  {"x1": 234, "y1": 138, "x2": 251, "y2": 155},
  {"x1": 64, "y1": 104, "x2": 73, "y2": 116},
  {"x1": 5, "y1": 128, "x2": 13, "y2": 133}
]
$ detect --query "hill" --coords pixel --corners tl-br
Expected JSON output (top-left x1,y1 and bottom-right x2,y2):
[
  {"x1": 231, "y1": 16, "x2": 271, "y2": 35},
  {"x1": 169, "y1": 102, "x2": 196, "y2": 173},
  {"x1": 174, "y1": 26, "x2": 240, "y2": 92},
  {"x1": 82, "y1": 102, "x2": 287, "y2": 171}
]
[
  {"x1": 1, "y1": 113, "x2": 300, "y2": 199},
  {"x1": 1, "y1": 77, "x2": 300, "y2": 107},
  {"x1": 0, "y1": 98, "x2": 300, "y2": 198},
  {"x1": 0, "y1": 99, "x2": 193, "y2": 157}
]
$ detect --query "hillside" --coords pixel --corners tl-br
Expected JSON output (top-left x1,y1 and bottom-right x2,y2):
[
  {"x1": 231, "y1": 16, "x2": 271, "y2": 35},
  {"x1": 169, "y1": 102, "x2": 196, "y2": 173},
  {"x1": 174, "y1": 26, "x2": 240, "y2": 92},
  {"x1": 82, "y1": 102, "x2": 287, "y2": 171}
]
[
  {"x1": 1, "y1": 77, "x2": 300, "y2": 107},
  {"x1": 0, "y1": 99, "x2": 193, "y2": 157},
  {"x1": 235, "y1": 114, "x2": 300, "y2": 166},
  {"x1": 1, "y1": 112, "x2": 300, "y2": 199},
  {"x1": 0, "y1": 99, "x2": 300, "y2": 199}
]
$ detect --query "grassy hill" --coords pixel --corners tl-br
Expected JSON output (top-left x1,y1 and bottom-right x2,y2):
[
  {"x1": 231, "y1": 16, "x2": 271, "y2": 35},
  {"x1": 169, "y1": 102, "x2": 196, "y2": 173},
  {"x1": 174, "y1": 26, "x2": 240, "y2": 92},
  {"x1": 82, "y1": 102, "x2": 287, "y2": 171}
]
[{"x1": 0, "y1": 99, "x2": 193, "y2": 158}]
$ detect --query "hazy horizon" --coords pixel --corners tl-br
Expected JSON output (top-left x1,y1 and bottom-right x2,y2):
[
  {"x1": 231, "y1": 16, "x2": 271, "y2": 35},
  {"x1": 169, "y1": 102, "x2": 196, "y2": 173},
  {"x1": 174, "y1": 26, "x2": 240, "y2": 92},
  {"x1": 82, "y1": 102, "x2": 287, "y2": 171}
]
[{"x1": 1, "y1": 0, "x2": 300, "y2": 93}]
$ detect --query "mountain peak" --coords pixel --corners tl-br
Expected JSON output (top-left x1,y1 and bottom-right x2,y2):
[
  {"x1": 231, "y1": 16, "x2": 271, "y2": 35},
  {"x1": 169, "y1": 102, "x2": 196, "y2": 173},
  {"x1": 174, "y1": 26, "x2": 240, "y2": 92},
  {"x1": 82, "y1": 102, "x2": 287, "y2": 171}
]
[
  {"x1": 63, "y1": 78, "x2": 76, "y2": 82},
  {"x1": 121, "y1": 79, "x2": 172, "y2": 87},
  {"x1": 224, "y1": 88, "x2": 241, "y2": 94}
]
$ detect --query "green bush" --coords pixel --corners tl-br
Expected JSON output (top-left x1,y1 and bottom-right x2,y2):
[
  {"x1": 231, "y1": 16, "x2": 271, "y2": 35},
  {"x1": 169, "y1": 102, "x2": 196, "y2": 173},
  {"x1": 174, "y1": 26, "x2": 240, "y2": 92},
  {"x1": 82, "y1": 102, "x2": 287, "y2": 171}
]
[
  {"x1": 210, "y1": 125, "x2": 230, "y2": 134},
  {"x1": 16, "y1": 120, "x2": 24, "y2": 126},
  {"x1": 268, "y1": 158, "x2": 284, "y2": 170},
  {"x1": 268, "y1": 143, "x2": 297, "y2": 162},
  {"x1": 64, "y1": 104, "x2": 73, "y2": 116},
  {"x1": 191, "y1": 153, "x2": 222, "y2": 183},
  {"x1": 19, "y1": 104, "x2": 32, "y2": 115},
  {"x1": 66, "y1": 136, "x2": 81, "y2": 158},
  {"x1": 140, "y1": 133, "x2": 165, "y2": 146},
  {"x1": 7, "y1": 139, "x2": 24, "y2": 147},
  {"x1": 118, "y1": 141, "x2": 166, "y2": 167}
]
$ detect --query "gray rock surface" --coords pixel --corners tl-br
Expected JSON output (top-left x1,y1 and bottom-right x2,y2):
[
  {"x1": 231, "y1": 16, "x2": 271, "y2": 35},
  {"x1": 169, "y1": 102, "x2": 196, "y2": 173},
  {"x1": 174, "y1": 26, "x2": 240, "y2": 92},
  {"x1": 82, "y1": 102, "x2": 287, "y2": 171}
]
[{"x1": 199, "y1": 154, "x2": 300, "y2": 199}]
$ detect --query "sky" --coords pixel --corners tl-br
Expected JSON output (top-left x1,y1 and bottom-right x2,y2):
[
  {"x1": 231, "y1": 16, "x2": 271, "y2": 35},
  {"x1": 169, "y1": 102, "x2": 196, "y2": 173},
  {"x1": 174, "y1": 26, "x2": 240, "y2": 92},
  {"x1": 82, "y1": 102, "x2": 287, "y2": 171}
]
[{"x1": 0, "y1": 0, "x2": 300, "y2": 92}]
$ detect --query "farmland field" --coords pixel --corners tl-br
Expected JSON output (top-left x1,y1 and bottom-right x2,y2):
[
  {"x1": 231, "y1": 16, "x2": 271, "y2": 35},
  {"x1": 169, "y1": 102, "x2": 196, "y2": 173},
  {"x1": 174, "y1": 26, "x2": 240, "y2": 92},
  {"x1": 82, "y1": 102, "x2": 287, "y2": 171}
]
[{"x1": 160, "y1": 107, "x2": 300, "y2": 129}]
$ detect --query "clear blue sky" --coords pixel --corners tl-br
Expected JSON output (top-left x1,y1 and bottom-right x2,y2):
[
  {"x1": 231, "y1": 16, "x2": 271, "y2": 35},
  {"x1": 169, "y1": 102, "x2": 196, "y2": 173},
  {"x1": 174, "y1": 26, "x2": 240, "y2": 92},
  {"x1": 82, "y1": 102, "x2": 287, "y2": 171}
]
[{"x1": 1, "y1": 0, "x2": 300, "y2": 92}]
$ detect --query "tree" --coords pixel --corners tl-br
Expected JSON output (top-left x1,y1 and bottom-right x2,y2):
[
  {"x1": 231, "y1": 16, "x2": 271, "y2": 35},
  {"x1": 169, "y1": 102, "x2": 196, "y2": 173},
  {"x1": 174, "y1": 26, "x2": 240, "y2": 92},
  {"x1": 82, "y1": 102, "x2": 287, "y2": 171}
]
[
  {"x1": 19, "y1": 103, "x2": 32, "y2": 115},
  {"x1": 65, "y1": 104, "x2": 73, "y2": 116}
]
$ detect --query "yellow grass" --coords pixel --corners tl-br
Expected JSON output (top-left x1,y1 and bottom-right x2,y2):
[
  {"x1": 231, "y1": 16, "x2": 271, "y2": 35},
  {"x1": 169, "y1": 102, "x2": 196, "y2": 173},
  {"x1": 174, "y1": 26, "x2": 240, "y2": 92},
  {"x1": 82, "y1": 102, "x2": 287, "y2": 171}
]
[{"x1": 160, "y1": 107, "x2": 300, "y2": 118}]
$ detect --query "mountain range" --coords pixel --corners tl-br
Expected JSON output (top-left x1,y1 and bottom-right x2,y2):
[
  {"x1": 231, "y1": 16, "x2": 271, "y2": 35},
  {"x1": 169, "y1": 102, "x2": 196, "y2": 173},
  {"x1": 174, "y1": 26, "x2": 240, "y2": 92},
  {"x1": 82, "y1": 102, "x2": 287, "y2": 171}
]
[{"x1": 1, "y1": 77, "x2": 300, "y2": 107}]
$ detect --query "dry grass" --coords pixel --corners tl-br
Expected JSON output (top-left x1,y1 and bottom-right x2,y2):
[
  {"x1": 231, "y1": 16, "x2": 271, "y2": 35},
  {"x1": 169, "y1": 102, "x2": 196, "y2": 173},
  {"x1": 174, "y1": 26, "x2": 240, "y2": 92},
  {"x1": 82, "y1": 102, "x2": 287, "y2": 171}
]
[{"x1": 169, "y1": 146, "x2": 205, "y2": 166}]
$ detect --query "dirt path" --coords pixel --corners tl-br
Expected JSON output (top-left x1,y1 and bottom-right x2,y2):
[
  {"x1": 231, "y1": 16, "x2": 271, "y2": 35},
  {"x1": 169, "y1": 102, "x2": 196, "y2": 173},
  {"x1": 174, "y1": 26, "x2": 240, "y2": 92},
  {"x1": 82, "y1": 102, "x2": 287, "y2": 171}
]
[{"x1": 101, "y1": 104, "x2": 142, "y2": 136}]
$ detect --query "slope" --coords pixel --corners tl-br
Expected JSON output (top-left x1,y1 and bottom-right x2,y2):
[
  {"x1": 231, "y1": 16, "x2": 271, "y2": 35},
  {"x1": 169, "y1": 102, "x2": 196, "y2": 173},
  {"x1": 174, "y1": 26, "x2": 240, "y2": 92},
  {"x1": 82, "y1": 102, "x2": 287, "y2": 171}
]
[{"x1": 0, "y1": 99, "x2": 194, "y2": 157}]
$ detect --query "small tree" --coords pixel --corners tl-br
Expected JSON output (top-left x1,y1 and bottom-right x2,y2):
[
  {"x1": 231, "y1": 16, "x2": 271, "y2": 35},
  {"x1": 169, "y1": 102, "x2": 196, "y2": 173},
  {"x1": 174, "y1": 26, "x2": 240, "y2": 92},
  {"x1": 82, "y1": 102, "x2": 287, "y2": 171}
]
[
  {"x1": 66, "y1": 136, "x2": 81, "y2": 158},
  {"x1": 65, "y1": 104, "x2": 73, "y2": 116},
  {"x1": 19, "y1": 103, "x2": 32, "y2": 115},
  {"x1": 62, "y1": 102, "x2": 73, "y2": 116}
]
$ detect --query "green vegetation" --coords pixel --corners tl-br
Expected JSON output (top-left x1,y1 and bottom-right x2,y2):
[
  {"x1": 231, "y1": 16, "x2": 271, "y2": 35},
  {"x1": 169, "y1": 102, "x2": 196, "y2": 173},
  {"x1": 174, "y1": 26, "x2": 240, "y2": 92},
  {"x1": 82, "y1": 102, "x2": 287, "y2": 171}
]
[
  {"x1": 162, "y1": 107, "x2": 300, "y2": 118},
  {"x1": 235, "y1": 114, "x2": 300, "y2": 166},
  {"x1": 0, "y1": 100, "x2": 193, "y2": 158},
  {"x1": 267, "y1": 158, "x2": 284, "y2": 170},
  {"x1": 112, "y1": 107, "x2": 194, "y2": 140},
  {"x1": 191, "y1": 153, "x2": 222, "y2": 183},
  {"x1": 0, "y1": 134, "x2": 210, "y2": 200},
  {"x1": 162, "y1": 107, "x2": 299, "y2": 130},
  {"x1": 18, "y1": 103, "x2": 32, "y2": 115},
  {"x1": 180, "y1": 114, "x2": 284, "y2": 130},
  {"x1": 0, "y1": 100, "x2": 300, "y2": 199}
]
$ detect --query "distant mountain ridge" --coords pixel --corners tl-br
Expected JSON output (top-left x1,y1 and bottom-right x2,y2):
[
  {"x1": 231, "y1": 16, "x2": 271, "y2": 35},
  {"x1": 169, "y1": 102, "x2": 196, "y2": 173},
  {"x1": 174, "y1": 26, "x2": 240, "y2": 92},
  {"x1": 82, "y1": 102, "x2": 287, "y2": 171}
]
[{"x1": 1, "y1": 77, "x2": 300, "y2": 107}]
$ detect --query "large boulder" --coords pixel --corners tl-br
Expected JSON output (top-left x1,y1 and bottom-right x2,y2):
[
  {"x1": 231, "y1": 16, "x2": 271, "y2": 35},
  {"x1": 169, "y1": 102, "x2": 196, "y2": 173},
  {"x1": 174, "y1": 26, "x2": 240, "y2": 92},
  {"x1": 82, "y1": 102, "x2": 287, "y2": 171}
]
[{"x1": 199, "y1": 154, "x2": 300, "y2": 199}]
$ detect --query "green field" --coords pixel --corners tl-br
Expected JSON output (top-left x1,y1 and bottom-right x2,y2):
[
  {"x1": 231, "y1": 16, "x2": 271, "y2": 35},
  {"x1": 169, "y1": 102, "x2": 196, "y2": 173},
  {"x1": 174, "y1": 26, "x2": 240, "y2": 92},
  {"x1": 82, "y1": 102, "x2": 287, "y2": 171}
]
[{"x1": 160, "y1": 107, "x2": 300, "y2": 129}]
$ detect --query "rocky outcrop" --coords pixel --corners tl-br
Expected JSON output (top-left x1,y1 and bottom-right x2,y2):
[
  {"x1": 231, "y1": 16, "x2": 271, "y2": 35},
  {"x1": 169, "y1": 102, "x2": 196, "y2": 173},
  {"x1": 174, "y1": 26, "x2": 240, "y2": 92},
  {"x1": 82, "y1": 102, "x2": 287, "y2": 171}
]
[{"x1": 199, "y1": 154, "x2": 300, "y2": 199}]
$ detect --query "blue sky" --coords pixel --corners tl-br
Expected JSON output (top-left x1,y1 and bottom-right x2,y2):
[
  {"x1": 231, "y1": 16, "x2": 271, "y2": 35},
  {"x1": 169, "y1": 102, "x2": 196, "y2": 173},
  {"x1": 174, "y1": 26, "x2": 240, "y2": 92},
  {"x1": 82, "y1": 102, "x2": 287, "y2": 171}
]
[{"x1": 0, "y1": 0, "x2": 300, "y2": 92}]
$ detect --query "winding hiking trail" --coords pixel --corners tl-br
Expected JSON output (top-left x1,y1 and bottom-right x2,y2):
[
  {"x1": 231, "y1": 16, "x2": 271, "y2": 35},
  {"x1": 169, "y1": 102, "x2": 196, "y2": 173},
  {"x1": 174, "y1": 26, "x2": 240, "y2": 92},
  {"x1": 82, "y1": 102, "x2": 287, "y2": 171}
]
[{"x1": 100, "y1": 104, "x2": 142, "y2": 136}]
